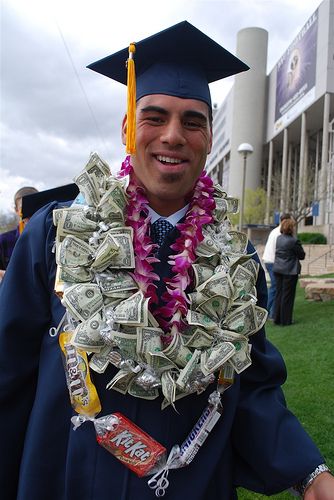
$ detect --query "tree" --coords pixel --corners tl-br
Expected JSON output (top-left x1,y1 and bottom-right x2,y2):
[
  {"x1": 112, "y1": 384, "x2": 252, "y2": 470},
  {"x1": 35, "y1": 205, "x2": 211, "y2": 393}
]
[{"x1": 229, "y1": 187, "x2": 269, "y2": 226}]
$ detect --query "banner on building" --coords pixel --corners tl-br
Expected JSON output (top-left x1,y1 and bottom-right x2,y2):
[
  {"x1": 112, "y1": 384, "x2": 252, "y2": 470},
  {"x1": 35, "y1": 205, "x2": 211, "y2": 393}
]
[{"x1": 274, "y1": 10, "x2": 318, "y2": 133}]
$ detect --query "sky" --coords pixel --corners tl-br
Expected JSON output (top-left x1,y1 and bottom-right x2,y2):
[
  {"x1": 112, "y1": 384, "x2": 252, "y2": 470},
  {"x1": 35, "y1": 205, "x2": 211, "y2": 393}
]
[{"x1": 0, "y1": 0, "x2": 323, "y2": 213}]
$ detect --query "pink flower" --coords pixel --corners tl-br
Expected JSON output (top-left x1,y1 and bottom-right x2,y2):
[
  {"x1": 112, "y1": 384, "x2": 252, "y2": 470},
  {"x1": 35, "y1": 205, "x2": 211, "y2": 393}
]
[{"x1": 123, "y1": 156, "x2": 215, "y2": 338}]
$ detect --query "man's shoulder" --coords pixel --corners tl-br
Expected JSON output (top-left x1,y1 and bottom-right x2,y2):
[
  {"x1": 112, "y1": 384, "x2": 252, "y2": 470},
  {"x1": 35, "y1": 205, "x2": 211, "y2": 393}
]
[{"x1": 0, "y1": 227, "x2": 18, "y2": 244}]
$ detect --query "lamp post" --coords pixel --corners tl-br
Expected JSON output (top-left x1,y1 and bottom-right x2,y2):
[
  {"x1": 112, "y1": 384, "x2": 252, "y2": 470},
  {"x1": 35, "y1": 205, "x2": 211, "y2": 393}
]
[{"x1": 237, "y1": 143, "x2": 254, "y2": 232}]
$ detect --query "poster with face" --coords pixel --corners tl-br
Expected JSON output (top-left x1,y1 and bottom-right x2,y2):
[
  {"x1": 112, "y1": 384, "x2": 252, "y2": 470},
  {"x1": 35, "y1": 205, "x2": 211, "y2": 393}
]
[{"x1": 274, "y1": 10, "x2": 318, "y2": 133}]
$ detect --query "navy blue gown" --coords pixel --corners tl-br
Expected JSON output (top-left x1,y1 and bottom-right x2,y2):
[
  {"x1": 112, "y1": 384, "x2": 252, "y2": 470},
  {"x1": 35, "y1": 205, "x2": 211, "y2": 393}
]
[{"x1": 0, "y1": 202, "x2": 323, "y2": 500}]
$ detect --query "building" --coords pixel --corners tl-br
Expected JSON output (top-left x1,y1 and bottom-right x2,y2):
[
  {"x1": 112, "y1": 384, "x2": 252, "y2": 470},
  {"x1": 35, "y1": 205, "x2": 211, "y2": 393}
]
[{"x1": 206, "y1": 0, "x2": 334, "y2": 243}]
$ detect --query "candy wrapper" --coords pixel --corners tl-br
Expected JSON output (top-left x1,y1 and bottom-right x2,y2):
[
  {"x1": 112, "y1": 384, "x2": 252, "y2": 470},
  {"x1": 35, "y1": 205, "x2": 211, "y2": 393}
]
[
  {"x1": 71, "y1": 412, "x2": 166, "y2": 478},
  {"x1": 59, "y1": 331, "x2": 101, "y2": 416},
  {"x1": 71, "y1": 392, "x2": 223, "y2": 497}
]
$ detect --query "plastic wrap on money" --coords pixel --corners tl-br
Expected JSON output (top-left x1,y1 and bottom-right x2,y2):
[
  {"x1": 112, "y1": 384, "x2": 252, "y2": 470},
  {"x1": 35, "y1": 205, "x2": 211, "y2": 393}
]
[
  {"x1": 71, "y1": 412, "x2": 166, "y2": 478},
  {"x1": 59, "y1": 331, "x2": 101, "y2": 416}
]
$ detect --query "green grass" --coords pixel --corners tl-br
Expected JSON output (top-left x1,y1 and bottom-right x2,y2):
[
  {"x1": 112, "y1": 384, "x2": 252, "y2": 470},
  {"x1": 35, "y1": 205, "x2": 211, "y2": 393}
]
[{"x1": 237, "y1": 278, "x2": 334, "y2": 499}]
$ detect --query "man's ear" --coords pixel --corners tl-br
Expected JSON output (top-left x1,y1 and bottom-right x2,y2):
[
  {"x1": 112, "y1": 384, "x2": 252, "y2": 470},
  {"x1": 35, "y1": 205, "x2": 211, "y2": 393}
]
[
  {"x1": 121, "y1": 115, "x2": 127, "y2": 145},
  {"x1": 207, "y1": 129, "x2": 213, "y2": 155}
]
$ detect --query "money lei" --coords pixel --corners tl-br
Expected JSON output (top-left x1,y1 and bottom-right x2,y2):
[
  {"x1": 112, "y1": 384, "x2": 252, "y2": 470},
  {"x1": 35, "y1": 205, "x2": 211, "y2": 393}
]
[{"x1": 54, "y1": 153, "x2": 268, "y2": 408}]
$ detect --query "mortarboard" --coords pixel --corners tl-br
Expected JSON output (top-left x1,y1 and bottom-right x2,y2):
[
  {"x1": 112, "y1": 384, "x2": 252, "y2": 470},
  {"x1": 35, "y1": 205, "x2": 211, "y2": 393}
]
[
  {"x1": 21, "y1": 184, "x2": 79, "y2": 220},
  {"x1": 88, "y1": 21, "x2": 248, "y2": 154}
]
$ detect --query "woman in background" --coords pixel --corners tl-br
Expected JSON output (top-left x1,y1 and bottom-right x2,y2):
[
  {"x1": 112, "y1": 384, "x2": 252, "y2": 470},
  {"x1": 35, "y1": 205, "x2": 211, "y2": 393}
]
[{"x1": 273, "y1": 218, "x2": 305, "y2": 326}]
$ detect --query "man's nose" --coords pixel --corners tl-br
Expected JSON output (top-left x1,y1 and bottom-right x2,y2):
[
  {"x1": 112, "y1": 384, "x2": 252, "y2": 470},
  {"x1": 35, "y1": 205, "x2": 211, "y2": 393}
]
[{"x1": 160, "y1": 119, "x2": 186, "y2": 146}]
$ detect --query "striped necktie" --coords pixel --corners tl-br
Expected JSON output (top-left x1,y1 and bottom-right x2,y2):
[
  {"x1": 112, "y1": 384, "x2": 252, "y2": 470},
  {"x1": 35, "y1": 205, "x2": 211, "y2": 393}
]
[{"x1": 151, "y1": 218, "x2": 174, "y2": 246}]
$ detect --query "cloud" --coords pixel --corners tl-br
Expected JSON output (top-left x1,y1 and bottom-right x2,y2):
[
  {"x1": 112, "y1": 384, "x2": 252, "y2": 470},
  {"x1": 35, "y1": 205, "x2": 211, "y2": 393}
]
[{"x1": 0, "y1": 0, "x2": 322, "y2": 215}]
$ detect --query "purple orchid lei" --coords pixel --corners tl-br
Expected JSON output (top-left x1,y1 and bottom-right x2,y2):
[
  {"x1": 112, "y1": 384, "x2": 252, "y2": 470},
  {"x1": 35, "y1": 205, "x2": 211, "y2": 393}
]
[{"x1": 118, "y1": 156, "x2": 215, "y2": 345}]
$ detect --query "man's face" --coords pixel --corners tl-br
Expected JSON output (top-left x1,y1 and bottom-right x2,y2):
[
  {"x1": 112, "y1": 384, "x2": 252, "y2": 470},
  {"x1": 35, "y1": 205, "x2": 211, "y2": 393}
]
[{"x1": 122, "y1": 94, "x2": 212, "y2": 216}]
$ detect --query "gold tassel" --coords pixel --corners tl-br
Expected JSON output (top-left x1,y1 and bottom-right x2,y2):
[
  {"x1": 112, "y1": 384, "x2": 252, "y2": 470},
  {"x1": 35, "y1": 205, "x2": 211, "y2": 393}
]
[
  {"x1": 18, "y1": 210, "x2": 24, "y2": 234},
  {"x1": 126, "y1": 43, "x2": 136, "y2": 155}
]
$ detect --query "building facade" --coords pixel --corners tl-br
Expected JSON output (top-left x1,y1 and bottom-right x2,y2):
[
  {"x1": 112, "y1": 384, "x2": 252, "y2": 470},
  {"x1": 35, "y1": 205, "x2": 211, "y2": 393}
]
[{"x1": 206, "y1": 0, "x2": 334, "y2": 243}]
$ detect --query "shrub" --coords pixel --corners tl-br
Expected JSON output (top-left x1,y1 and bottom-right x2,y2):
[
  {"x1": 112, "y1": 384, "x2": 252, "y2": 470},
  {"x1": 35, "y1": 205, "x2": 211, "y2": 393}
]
[{"x1": 297, "y1": 232, "x2": 327, "y2": 244}]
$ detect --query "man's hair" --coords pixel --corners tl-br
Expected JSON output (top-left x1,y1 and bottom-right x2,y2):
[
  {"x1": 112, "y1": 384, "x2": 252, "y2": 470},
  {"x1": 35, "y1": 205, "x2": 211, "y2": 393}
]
[
  {"x1": 280, "y1": 218, "x2": 295, "y2": 235},
  {"x1": 280, "y1": 212, "x2": 291, "y2": 222}
]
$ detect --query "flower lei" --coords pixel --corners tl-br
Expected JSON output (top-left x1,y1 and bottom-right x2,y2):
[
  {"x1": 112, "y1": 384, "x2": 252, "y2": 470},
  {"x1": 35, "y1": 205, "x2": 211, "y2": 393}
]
[
  {"x1": 119, "y1": 155, "x2": 215, "y2": 343},
  {"x1": 54, "y1": 152, "x2": 267, "y2": 410}
]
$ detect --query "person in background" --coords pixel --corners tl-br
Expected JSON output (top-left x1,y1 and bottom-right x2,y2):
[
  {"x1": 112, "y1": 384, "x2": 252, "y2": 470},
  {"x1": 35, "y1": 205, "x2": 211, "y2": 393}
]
[
  {"x1": 0, "y1": 186, "x2": 38, "y2": 281},
  {"x1": 262, "y1": 213, "x2": 292, "y2": 319},
  {"x1": 273, "y1": 218, "x2": 305, "y2": 326}
]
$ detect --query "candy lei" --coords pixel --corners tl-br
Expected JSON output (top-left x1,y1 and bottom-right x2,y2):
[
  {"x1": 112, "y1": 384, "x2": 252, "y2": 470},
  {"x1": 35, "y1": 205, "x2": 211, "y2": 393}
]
[
  {"x1": 54, "y1": 152, "x2": 268, "y2": 410},
  {"x1": 120, "y1": 155, "x2": 215, "y2": 342}
]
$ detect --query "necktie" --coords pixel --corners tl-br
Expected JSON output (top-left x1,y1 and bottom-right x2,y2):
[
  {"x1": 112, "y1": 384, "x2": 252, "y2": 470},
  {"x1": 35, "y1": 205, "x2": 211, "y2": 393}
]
[{"x1": 151, "y1": 219, "x2": 174, "y2": 246}]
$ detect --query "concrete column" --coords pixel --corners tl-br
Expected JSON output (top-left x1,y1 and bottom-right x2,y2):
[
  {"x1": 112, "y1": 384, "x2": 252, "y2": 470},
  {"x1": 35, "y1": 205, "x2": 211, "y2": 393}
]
[
  {"x1": 280, "y1": 128, "x2": 289, "y2": 213},
  {"x1": 292, "y1": 147, "x2": 298, "y2": 213},
  {"x1": 229, "y1": 28, "x2": 268, "y2": 198},
  {"x1": 265, "y1": 140, "x2": 274, "y2": 224},
  {"x1": 287, "y1": 144, "x2": 293, "y2": 210},
  {"x1": 298, "y1": 112, "x2": 307, "y2": 211},
  {"x1": 319, "y1": 93, "x2": 330, "y2": 224}
]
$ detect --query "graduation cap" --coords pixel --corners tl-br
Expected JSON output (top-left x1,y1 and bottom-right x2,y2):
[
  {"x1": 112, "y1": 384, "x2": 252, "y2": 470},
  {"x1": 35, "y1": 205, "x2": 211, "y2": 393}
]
[
  {"x1": 88, "y1": 21, "x2": 248, "y2": 154},
  {"x1": 21, "y1": 183, "x2": 79, "y2": 220}
]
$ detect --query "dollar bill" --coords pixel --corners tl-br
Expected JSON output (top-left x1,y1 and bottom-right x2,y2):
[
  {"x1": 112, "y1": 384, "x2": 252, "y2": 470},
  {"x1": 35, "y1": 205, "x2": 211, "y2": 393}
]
[
  {"x1": 192, "y1": 264, "x2": 215, "y2": 288},
  {"x1": 176, "y1": 349, "x2": 201, "y2": 390},
  {"x1": 98, "y1": 181, "x2": 128, "y2": 221},
  {"x1": 113, "y1": 291, "x2": 148, "y2": 326},
  {"x1": 110, "y1": 330, "x2": 138, "y2": 360},
  {"x1": 59, "y1": 265, "x2": 91, "y2": 283},
  {"x1": 57, "y1": 235, "x2": 92, "y2": 267},
  {"x1": 186, "y1": 310, "x2": 218, "y2": 331},
  {"x1": 85, "y1": 152, "x2": 110, "y2": 193},
  {"x1": 201, "y1": 342, "x2": 236, "y2": 376},
  {"x1": 198, "y1": 295, "x2": 229, "y2": 321},
  {"x1": 229, "y1": 339, "x2": 252, "y2": 374},
  {"x1": 107, "y1": 230, "x2": 135, "y2": 269},
  {"x1": 226, "y1": 197, "x2": 239, "y2": 215},
  {"x1": 240, "y1": 258, "x2": 259, "y2": 281},
  {"x1": 226, "y1": 231, "x2": 248, "y2": 254},
  {"x1": 224, "y1": 302, "x2": 257, "y2": 336},
  {"x1": 148, "y1": 351, "x2": 178, "y2": 372},
  {"x1": 53, "y1": 207, "x2": 97, "y2": 236},
  {"x1": 161, "y1": 370, "x2": 177, "y2": 406},
  {"x1": 162, "y1": 333, "x2": 194, "y2": 368},
  {"x1": 188, "y1": 291, "x2": 208, "y2": 310},
  {"x1": 73, "y1": 170, "x2": 100, "y2": 207},
  {"x1": 232, "y1": 265, "x2": 256, "y2": 299},
  {"x1": 97, "y1": 270, "x2": 137, "y2": 297},
  {"x1": 106, "y1": 369, "x2": 135, "y2": 394},
  {"x1": 184, "y1": 328, "x2": 213, "y2": 348},
  {"x1": 136, "y1": 326, "x2": 163, "y2": 364},
  {"x1": 91, "y1": 233, "x2": 120, "y2": 272},
  {"x1": 127, "y1": 378, "x2": 159, "y2": 400},
  {"x1": 72, "y1": 311, "x2": 105, "y2": 352},
  {"x1": 89, "y1": 345, "x2": 115, "y2": 373},
  {"x1": 197, "y1": 271, "x2": 234, "y2": 300},
  {"x1": 195, "y1": 229, "x2": 220, "y2": 257},
  {"x1": 212, "y1": 197, "x2": 228, "y2": 222},
  {"x1": 255, "y1": 306, "x2": 268, "y2": 331},
  {"x1": 62, "y1": 283, "x2": 103, "y2": 322}
]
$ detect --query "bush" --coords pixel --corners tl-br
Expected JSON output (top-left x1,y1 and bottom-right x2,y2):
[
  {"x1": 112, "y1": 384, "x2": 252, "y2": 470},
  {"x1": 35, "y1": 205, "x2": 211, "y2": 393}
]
[{"x1": 297, "y1": 232, "x2": 327, "y2": 244}]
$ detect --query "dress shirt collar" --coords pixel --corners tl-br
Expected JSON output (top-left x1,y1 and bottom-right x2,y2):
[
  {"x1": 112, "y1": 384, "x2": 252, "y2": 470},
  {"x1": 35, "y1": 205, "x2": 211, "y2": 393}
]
[{"x1": 147, "y1": 204, "x2": 189, "y2": 226}]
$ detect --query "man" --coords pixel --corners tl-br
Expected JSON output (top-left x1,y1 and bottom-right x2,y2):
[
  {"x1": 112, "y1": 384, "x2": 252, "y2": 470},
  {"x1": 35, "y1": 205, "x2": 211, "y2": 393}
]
[
  {"x1": 262, "y1": 213, "x2": 292, "y2": 319},
  {"x1": 0, "y1": 186, "x2": 38, "y2": 281},
  {"x1": 0, "y1": 22, "x2": 333, "y2": 500}
]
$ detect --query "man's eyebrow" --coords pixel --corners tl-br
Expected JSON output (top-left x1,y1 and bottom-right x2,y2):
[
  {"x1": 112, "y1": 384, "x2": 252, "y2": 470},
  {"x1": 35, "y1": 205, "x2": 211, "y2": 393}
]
[
  {"x1": 139, "y1": 105, "x2": 168, "y2": 115},
  {"x1": 183, "y1": 110, "x2": 208, "y2": 122}
]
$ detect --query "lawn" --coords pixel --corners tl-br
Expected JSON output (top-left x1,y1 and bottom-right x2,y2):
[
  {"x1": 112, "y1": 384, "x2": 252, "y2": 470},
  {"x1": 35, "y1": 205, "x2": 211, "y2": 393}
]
[{"x1": 237, "y1": 278, "x2": 334, "y2": 499}]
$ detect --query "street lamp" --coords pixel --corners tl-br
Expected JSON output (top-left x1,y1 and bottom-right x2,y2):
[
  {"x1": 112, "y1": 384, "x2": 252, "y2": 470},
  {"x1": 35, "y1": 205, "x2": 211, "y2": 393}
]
[{"x1": 237, "y1": 143, "x2": 254, "y2": 232}]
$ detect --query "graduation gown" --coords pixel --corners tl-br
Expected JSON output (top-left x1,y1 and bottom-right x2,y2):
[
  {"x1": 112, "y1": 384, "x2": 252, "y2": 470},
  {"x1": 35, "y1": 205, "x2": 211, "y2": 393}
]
[{"x1": 0, "y1": 202, "x2": 323, "y2": 500}]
